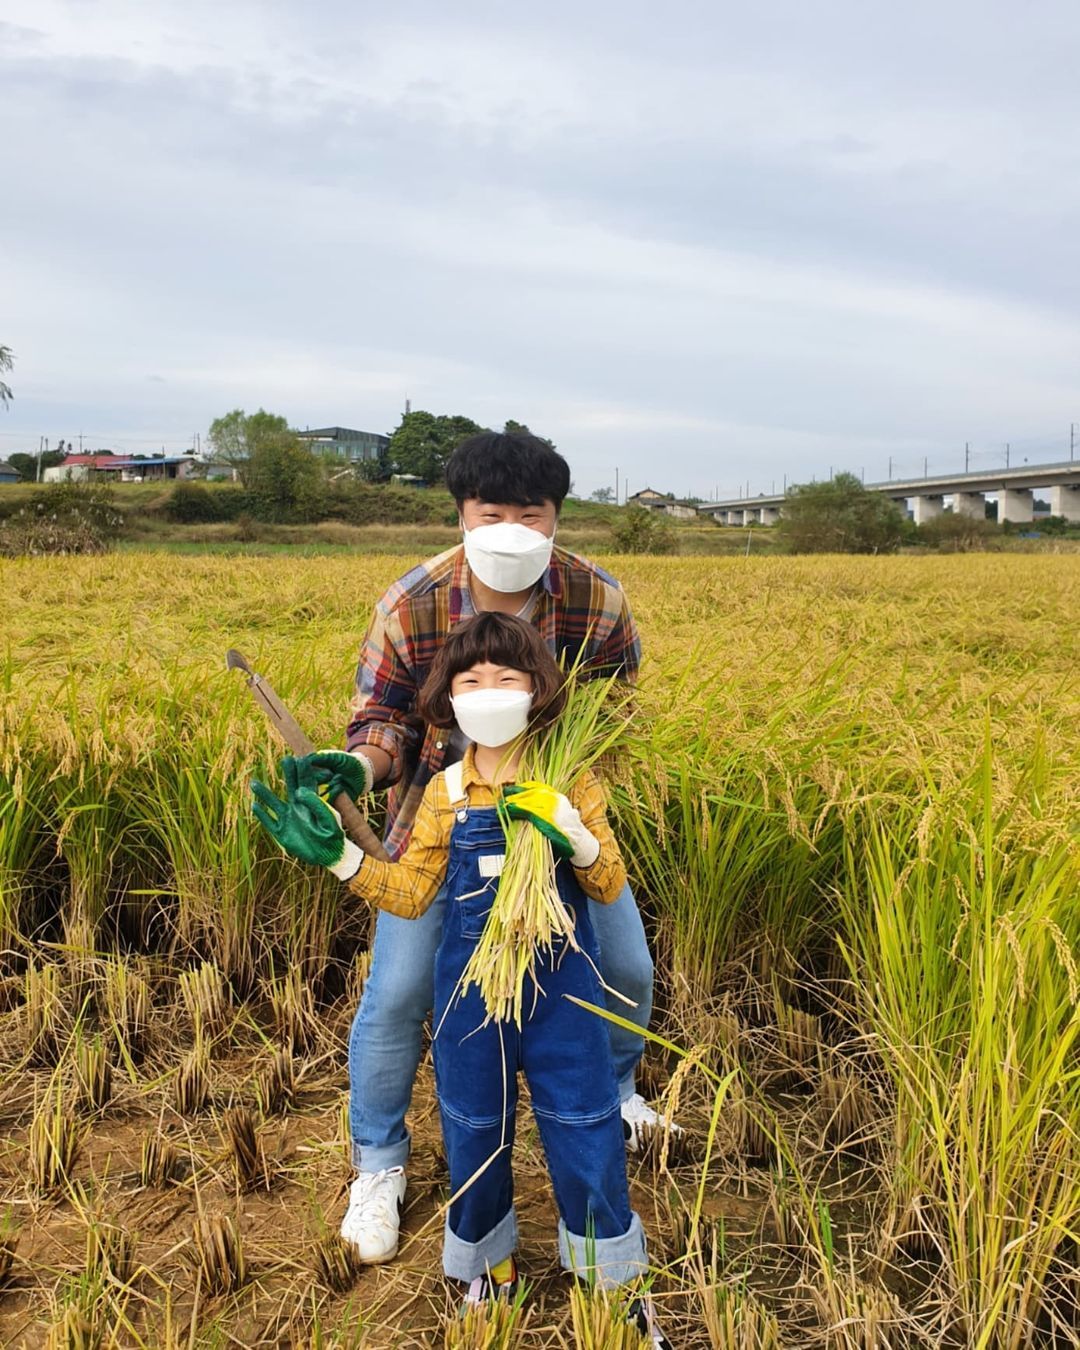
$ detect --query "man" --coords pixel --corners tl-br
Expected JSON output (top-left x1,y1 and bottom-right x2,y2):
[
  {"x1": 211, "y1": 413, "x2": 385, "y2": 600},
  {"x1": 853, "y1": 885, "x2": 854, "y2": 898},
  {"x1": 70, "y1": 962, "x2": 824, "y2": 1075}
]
[{"x1": 293, "y1": 429, "x2": 671, "y2": 1263}]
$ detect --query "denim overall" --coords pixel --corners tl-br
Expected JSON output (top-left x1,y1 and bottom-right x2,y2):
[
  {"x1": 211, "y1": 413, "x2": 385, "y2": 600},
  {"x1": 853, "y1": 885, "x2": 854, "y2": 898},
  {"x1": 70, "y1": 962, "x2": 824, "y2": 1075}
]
[{"x1": 435, "y1": 765, "x2": 647, "y2": 1286}]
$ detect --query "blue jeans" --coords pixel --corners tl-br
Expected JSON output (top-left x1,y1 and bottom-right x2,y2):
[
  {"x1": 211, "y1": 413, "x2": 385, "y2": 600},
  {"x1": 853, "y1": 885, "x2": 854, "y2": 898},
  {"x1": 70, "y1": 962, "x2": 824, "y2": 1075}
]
[{"x1": 348, "y1": 882, "x2": 654, "y2": 1173}]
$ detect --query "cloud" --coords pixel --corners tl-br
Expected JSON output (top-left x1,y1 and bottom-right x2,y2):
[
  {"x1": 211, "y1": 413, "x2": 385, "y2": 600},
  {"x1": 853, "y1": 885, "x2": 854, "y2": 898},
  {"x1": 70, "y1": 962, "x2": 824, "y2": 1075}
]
[{"x1": 2, "y1": 0, "x2": 1080, "y2": 492}]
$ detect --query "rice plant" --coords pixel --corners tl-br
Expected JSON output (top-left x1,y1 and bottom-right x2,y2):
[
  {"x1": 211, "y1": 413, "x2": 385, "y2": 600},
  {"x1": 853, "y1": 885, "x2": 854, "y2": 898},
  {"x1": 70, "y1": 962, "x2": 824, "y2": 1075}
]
[
  {"x1": 73, "y1": 1031, "x2": 112, "y2": 1113},
  {"x1": 220, "y1": 1105, "x2": 270, "y2": 1191},
  {"x1": 28, "y1": 1079, "x2": 83, "y2": 1193},
  {"x1": 312, "y1": 1231, "x2": 362, "y2": 1294},
  {"x1": 568, "y1": 1282, "x2": 652, "y2": 1349},
  {"x1": 444, "y1": 1282, "x2": 531, "y2": 1348},
  {"x1": 25, "y1": 959, "x2": 65, "y2": 1066},
  {"x1": 139, "y1": 1131, "x2": 184, "y2": 1187},
  {"x1": 254, "y1": 1046, "x2": 296, "y2": 1115},
  {"x1": 172, "y1": 1041, "x2": 211, "y2": 1116},
  {"x1": 190, "y1": 1210, "x2": 246, "y2": 1295}
]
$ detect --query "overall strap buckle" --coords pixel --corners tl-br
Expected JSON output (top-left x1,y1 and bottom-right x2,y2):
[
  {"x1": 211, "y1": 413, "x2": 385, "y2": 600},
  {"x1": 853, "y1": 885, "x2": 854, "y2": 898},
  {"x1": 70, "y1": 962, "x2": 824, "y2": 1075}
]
[{"x1": 443, "y1": 760, "x2": 469, "y2": 822}]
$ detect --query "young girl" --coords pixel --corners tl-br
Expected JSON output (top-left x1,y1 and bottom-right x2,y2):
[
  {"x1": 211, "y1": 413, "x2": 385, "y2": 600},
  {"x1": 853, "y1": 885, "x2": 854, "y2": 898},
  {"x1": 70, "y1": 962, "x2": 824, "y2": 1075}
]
[{"x1": 252, "y1": 613, "x2": 668, "y2": 1346}]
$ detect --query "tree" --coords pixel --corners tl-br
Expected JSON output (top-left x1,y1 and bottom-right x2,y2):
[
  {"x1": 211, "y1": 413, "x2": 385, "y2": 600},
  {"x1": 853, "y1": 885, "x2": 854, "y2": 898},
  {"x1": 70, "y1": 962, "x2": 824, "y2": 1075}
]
[
  {"x1": 777, "y1": 473, "x2": 910, "y2": 554},
  {"x1": 207, "y1": 408, "x2": 292, "y2": 486},
  {"x1": 611, "y1": 508, "x2": 677, "y2": 554},
  {"x1": 385, "y1": 411, "x2": 482, "y2": 483},
  {"x1": 589, "y1": 487, "x2": 616, "y2": 503},
  {"x1": 7, "y1": 450, "x2": 65, "y2": 481},
  {"x1": 503, "y1": 419, "x2": 555, "y2": 447},
  {"x1": 246, "y1": 433, "x2": 324, "y2": 524},
  {"x1": 0, "y1": 345, "x2": 13, "y2": 409}
]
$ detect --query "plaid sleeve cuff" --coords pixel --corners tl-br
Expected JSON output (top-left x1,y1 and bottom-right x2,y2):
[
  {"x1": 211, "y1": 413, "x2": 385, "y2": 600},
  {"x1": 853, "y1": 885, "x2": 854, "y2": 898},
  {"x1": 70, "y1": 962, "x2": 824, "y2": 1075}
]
[{"x1": 346, "y1": 723, "x2": 405, "y2": 784}]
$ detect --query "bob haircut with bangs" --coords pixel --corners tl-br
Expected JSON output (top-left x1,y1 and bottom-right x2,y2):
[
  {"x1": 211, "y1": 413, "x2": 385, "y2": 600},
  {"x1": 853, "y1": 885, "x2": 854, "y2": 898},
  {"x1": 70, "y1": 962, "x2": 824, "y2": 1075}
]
[{"x1": 418, "y1": 612, "x2": 567, "y2": 733}]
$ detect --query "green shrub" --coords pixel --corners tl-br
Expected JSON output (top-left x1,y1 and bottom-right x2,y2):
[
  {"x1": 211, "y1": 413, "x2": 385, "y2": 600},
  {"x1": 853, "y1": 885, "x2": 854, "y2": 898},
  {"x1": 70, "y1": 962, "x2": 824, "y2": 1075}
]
[
  {"x1": 918, "y1": 512, "x2": 1002, "y2": 552},
  {"x1": 322, "y1": 482, "x2": 457, "y2": 527},
  {"x1": 611, "y1": 508, "x2": 678, "y2": 554},
  {"x1": 0, "y1": 483, "x2": 125, "y2": 556},
  {"x1": 165, "y1": 482, "x2": 223, "y2": 523}
]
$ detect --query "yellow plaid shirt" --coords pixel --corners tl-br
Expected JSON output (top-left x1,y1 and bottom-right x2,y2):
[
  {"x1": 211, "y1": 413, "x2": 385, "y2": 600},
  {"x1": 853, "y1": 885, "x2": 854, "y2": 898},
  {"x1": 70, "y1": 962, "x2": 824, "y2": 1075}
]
[{"x1": 350, "y1": 745, "x2": 627, "y2": 920}]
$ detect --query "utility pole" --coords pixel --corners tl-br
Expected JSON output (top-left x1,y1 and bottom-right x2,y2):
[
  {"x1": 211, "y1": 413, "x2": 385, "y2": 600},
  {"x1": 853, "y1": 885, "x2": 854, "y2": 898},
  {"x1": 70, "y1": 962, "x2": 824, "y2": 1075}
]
[
  {"x1": 782, "y1": 472, "x2": 787, "y2": 493},
  {"x1": 79, "y1": 431, "x2": 84, "y2": 453},
  {"x1": 965, "y1": 441, "x2": 970, "y2": 473},
  {"x1": 615, "y1": 466, "x2": 619, "y2": 503},
  {"x1": 888, "y1": 456, "x2": 892, "y2": 481},
  {"x1": 1071, "y1": 422, "x2": 1075, "y2": 462},
  {"x1": 38, "y1": 437, "x2": 48, "y2": 482},
  {"x1": 1005, "y1": 442, "x2": 1010, "y2": 469},
  {"x1": 923, "y1": 456, "x2": 928, "y2": 478}
]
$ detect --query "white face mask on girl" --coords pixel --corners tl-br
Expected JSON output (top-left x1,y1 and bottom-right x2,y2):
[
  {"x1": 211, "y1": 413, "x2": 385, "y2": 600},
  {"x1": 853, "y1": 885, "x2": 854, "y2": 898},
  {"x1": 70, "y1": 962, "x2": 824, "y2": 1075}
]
[
  {"x1": 462, "y1": 521, "x2": 554, "y2": 593},
  {"x1": 450, "y1": 689, "x2": 533, "y2": 748}
]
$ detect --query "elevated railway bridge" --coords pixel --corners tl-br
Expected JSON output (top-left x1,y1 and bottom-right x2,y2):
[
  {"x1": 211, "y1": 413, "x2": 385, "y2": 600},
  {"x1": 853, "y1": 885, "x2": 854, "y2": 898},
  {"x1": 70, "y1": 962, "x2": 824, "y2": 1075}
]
[{"x1": 698, "y1": 460, "x2": 1080, "y2": 526}]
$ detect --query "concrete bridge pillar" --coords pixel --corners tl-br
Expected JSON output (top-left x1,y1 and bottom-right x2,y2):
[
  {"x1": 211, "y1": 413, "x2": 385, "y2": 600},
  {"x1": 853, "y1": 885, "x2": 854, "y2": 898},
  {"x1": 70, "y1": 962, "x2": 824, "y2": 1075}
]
[
  {"x1": 953, "y1": 491, "x2": 985, "y2": 519},
  {"x1": 727, "y1": 509, "x2": 746, "y2": 526},
  {"x1": 999, "y1": 488, "x2": 1034, "y2": 523},
  {"x1": 1049, "y1": 485, "x2": 1080, "y2": 521},
  {"x1": 760, "y1": 506, "x2": 780, "y2": 525},
  {"x1": 912, "y1": 494, "x2": 944, "y2": 525}
]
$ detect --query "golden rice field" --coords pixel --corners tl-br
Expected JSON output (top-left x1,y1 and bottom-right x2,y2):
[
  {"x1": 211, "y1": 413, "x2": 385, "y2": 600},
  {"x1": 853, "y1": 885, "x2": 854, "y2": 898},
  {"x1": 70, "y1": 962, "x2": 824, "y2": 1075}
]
[{"x1": 0, "y1": 552, "x2": 1077, "y2": 1348}]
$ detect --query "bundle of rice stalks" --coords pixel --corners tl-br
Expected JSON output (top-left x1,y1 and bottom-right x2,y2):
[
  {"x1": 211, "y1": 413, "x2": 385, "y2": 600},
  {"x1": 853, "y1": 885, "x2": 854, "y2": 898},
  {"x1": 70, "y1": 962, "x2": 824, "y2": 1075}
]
[
  {"x1": 100, "y1": 958, "x2": 150, "y2": 1064},
  {"x1": 139, "y1": 1131, "x2": 184, "y2": 1188},
  {"x1": 699, "y1": 1282, "x2": 781, "y2": 1350},
  {"x1": 460, "y1": 672, "x2": 629, "y2": 1025},
  {"x1": 267, "y1": 966, "x2": 319, "y2": 1054},
  {"x1": 568, "y1": 1282, "x2": 651, "y2": 1350},
  {"x1": 29, "y1": 1082, "x2": 83, "y2": 1192},
  {"x1": 810, "y1": 1271, "x2": 904, "y2": 1348},
  {"x1": 179, "y1": 961, "x2": 230, "y2": 1038},
  {"x1": 190, "y1": 1211, "x2": 246, "y2": 1295},
  {"x1": 85, "y1": 1218, "x2": 136, "y2": 1284},
  {"x1": 445, "y1": 1284, "x2": 531, "y2": 1349},
  {"x1": 172, "y1": 1042, "x2": 210, "y2": 1116},
  {"x1": 255, "y1": 1046, "x2": 296, "y2": 1116},
  {"x1": 221, "y1": 1106, "x2": 270, "y2": 1191},
  {"x1": 312, "y1": 1231, "x2": 362, "y2": 1294},
  {"x1": 0, "y1": 1207, "x2": 18, "y2": 1286},
  {"x1": 817, "y1": 1065, "x2": 874, "y2": 1152},
  {"x1": 25, "y1": 960, "x2": 65, "y2": 1067},
  {"x1": 74, "y1": 1032, "x2": 112, "y2": 1113},
  {"x1": 44, "y1": 1271, "x2": 114, "y2": 1350}
]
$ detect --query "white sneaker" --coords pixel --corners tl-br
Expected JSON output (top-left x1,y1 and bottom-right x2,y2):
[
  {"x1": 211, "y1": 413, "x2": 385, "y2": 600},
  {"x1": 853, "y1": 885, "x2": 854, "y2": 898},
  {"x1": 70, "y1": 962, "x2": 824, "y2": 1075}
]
[
  {"x1": 339, "y1": 1166, "x2": 406, "y2": 1263},
  {"x1": 621, "y1": 1093, "x2": 684, "y2": 1153}
]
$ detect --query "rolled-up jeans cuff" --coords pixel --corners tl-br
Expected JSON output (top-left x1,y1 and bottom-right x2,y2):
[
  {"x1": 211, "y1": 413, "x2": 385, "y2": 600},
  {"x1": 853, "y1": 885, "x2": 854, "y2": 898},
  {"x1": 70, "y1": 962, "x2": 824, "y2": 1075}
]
[
  {"x1": 558, "y1": 1211, "x2": 648, "y2": 1288},
  {"x1": 442, "y1": 1206, "x2": 518, "y2": 1282},
  {"x1": 617, "y1": 1073, "x2": 636, "y2": 1104},
  {"x1": 354, "y1": 1134, "x2": 410, "y2": 1174}
]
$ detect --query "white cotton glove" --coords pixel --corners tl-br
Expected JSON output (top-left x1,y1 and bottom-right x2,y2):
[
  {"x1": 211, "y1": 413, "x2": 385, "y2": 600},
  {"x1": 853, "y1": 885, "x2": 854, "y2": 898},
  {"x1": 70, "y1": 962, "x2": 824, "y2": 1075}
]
[{"x1": 501, "y1": 782, "x2": 601, "y2": 869}]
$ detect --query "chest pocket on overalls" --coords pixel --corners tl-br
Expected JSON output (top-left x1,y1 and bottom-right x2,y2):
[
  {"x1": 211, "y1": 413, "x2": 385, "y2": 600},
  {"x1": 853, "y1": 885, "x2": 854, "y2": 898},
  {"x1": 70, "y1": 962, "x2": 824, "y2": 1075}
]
[{"x1": 451, "y1": 826, "x2": 507, "y2": 939}]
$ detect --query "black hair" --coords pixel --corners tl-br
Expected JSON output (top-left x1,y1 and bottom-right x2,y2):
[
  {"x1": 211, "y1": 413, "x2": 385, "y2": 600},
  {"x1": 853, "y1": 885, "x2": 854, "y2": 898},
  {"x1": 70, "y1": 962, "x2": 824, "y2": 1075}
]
[
  {"x1": 445, "y1": 430, "x2": 571, "y2": 511},
  {"x1": 418, "y1": 612, "x2": 567, "y2": 731}
]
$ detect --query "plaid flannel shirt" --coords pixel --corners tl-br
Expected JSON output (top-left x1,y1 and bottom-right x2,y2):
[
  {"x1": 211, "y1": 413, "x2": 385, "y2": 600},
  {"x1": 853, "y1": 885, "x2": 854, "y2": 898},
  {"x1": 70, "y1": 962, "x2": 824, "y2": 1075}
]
[{"x1": 346, "y1": 543, "x2": 640, "y2": 859}]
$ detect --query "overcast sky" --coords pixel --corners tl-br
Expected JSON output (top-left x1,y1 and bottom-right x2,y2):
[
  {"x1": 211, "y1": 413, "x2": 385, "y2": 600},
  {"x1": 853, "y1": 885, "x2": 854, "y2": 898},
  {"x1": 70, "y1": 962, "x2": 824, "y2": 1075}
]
[{"x1": 3, "y1": 1, "x2": 1079, "y2": 498}]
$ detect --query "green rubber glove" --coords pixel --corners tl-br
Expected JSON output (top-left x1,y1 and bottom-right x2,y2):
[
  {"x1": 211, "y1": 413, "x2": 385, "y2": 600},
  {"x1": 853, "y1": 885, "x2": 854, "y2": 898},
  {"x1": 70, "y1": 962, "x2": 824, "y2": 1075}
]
[
  {"x1": 284, "y1": 750, "x2": 373, "y2": 803},
  {"x1": 251, "y1": 780, "x2": 363, "y2": 880},
  {"x1": 501, "y1": 781, "x2": 600, "y2": 867}
]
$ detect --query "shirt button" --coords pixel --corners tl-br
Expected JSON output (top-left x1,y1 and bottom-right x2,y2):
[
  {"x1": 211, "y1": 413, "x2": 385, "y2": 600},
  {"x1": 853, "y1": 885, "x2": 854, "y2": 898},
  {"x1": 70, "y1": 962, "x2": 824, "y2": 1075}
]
[{"x1": 436, "y1": 741, "x2": 444, "y2": 749}]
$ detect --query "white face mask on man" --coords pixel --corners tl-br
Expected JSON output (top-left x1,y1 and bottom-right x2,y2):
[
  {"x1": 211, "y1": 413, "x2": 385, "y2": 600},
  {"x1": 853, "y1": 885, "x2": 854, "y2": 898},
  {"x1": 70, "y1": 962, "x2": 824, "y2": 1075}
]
[
  {"x1": 462, "y1": 521, "x2": 554, "y2": 593},
  {"x1": 449, "y1": 688, "x2": 533, "y2": 748}
]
